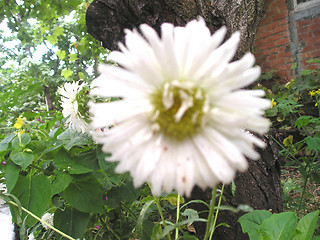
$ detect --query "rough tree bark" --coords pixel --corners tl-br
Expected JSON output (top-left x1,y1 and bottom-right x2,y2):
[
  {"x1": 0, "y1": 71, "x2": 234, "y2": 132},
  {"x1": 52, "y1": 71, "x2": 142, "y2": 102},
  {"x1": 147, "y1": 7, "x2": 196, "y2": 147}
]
[{"x1": 86, "y1": 1, "x2": 283, "y2": 239}]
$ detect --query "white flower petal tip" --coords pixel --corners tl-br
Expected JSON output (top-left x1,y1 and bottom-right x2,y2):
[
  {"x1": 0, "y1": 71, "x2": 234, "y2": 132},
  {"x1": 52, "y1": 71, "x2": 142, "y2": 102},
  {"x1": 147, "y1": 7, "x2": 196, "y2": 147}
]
[
  {"x1": 59, "y1": 81, "x2": 93, "y2": 134},
  {"x1": 89, "y1": 18, "x2": 271, "y2": 197}
]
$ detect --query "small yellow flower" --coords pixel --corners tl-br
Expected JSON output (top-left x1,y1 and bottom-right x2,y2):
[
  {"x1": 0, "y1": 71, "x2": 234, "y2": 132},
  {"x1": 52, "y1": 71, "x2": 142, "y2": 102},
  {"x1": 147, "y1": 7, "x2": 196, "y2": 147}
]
[
  {"x1": 271, "y1": 98, "x2": 277, "y2": 108},
  {"x1": 316, "y1": 89, "x2": 320, "y2": 95},
  {"x1": 13, "y1": 116, "x2": 24, "y2": 129},
  {"x1": 309, "y1": 90, "x2": 316, "y2": 97},
  {"x1": 316, "y1": 102, "x2": 318, "y2": 107}
]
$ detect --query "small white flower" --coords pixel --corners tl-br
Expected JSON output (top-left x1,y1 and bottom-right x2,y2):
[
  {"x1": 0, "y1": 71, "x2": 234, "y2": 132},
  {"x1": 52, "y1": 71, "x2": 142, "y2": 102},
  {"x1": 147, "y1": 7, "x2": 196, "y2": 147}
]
[
  {"x1": 59, "y1": 81, "x2": 92, "y2": 133},
  {"x1": 89, "y1": 18, "x2": 271, "y2": 196},
  {"x1": 28, "y1": 233, "x2": 35, "y2": 240},
  {"x1": 41, "y1": 212, "x2": 54, "y2": 230}
]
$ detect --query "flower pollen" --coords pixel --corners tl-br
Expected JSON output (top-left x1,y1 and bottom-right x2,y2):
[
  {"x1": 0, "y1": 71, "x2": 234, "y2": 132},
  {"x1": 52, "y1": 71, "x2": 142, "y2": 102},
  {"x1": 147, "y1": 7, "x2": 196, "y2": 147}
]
[{"x1": 150, "y1": 81, "x2": 208, "y2": 141}]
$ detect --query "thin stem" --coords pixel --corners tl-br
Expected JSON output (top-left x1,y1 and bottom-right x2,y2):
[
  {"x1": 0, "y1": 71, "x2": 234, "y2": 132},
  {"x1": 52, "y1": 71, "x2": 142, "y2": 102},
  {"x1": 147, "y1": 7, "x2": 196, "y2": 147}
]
[
  {"x1": 98, "y1": 215, "x2": 121, "y2": 240},
  {"x1": 297, "y1": 175, "x2": 309, "y2": 215},
  {"x1": 204, "y1": 186, "x2": 217, "y2": 240},
  {"x1": 153, "y1": 195, "x2": 172, "y2": 240},
  {"x1": 175, "y1": 194, "x2": 181, "y2": 239},
  {"x1": 209, "y1": 184, "x2": 225, "y2": 240},
  {"x1": 8, "y1": 201, "x2": 75, "y2": 240}
]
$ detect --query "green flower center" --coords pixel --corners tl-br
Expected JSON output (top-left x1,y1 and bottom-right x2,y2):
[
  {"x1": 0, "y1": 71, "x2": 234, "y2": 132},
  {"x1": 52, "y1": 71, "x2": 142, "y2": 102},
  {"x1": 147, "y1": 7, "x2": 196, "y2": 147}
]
[
  {"x1": 75, "y1": 86, "x2": 91, "y2": 123},
  {"x1": 150, "y1": 80, "x2": 209, "y2": 141}
]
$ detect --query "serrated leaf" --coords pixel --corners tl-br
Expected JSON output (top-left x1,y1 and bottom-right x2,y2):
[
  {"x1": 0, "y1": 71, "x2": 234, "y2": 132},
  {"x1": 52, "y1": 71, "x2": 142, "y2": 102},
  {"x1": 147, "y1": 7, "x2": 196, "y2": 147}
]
[
  {"x1": 305, "y1": 136, "x2": 320, "y2": 152},
  {"x1": 78, "y1": 72, "x2": 85, "y2": 80},
  {"x1": 63, "y1": 174, "x2": 104, "y2": 213},
  {"x1": 238, "y1": 210, "x2": 272, "y2": 240},
  {"x1": 260, "y1": 212, "x2": 297, "y2": 240},
  {"x1": 56, "y1": 49, "x2": 66, "y2": 59},
  {"x1": 54, "y1": 207, "x2": 89, "y2": 240},
  {"x1": 68, "y1": 53, "x2": 78, "y2": 62},
  {"x1": 10, "y1": 150, "x2": 34, "y2": 169},
  {"x1": 293, "y1": 210, "x2": 319, "y2": 240},
  {"x1": 10, "y1": 175, "x2": 51, "y2": 227},
  {"x1": 61, "y1": 68, "x2": 72, "y2": 79},
  {"x1": 54, "y1": 26, "x2": 64, "y2": 37},
  {"x1": 47, "y1": 35, "x2": 57, "y2": 45}
]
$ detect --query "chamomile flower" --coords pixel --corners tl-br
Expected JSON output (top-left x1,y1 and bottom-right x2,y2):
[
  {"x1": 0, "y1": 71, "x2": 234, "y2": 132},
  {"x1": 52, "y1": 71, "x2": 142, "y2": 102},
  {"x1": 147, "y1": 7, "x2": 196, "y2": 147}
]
[
  {"x1": 59, "y1": 81, "x2": 92, "y2": 133},
  {"x1": 89, "y1": 18, "x2": 271, "y2": 196},
  {"x1": 41, "y1": 212, "x2": 54, "y2": 230}
]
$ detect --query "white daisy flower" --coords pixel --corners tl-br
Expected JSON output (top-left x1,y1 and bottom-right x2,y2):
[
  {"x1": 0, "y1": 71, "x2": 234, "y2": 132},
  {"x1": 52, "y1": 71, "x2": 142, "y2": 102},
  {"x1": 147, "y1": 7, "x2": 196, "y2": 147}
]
[
  {"x1": 59, "y1": 81, "x2": 92, "y2": 133},
  {"x1": 41, "y1": 212, "x2": 54, "y2": 230},
  {"x1": 89, "y1": 18, "x2": 271, "y2": 196}
]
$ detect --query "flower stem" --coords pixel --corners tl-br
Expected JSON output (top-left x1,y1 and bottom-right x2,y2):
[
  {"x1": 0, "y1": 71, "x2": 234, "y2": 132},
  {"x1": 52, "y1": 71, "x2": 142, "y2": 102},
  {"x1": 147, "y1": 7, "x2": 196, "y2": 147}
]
[
  {"x1": 8, "y1": 201, "x2": 75, "y2": 240},
  {"x1": 175, "y1": 194, "x2": 181, "y2": 239},
  {"x1": 204, "y1": 186, "x2": 217, "y2": 240},
  {"x1": 153, "y1": 195, "x2": 172, "y2": 240},
  {"x1": 209, "y1": 184, "x2": 225, "y2": 239}
]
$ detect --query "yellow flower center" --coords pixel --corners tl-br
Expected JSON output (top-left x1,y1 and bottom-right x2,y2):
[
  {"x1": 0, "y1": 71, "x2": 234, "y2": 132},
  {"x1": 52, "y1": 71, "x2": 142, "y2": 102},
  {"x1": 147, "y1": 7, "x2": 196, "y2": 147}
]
[{"x1": 150, "y1": 80, "x2": 209, "y2": 141}]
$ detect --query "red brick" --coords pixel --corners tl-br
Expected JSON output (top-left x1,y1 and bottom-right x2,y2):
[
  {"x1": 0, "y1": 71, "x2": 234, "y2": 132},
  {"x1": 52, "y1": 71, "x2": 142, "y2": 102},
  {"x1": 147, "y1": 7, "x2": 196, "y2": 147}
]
[
  {"x1": 298, "y1": 31, "x2": 314, "y2": 40},
  {"x1": 272, "y1": 58, "x2": 286, "y2": 67},
  {"x1": 275, "y1": 38, "x2": 289, "y2": 47},
  {"x1": 311, "y1": 49, "x2": 320, "y2": 59},
  {"x1": 302, "y1": 44, "x2": 316, "y2": 52},
  {"x1": 305, "y1": 35, "x2": 320, "y2": 45},
  {"x1": 313, "y1": 30, "x2": 320, "y2": 38},
  {"x1": 278, "y1": 51, "x2": 291, "y2": 58},
  {"x1": 272, "y1": 11, "x2": 287, "y2": 22},
  {"x1": 301, "y1": 52, "x2": 312, "y2": 59},
  {"x1": 297, "y1": 19, "x2": 311, "y2": 27},
  {"x1": 297, "y1": 26, "x2": 308, "y2": 34},
  {"x1": 273, "y1": 24, "x2": 287, "y2": 34},
  {"x1": 260, "y1": 41, "x2": 276, "y2": 50}
]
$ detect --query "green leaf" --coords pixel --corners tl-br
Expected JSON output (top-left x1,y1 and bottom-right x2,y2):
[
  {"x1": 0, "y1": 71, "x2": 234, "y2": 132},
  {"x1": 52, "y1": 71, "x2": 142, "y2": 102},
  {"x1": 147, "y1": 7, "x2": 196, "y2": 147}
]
[
  {"x1": 51, "y1": 170, "x2": 73, "y2": 195},
  {"x1": 162, "y1": 193, "x2": 185, "y2": 206},
  {"x1": 260, "y1": 212, "x2": 298, "y2": 240},
  {"x1": 136, "y1": 200, "x2": 155, "y2": 240},
  {"x1": 54, "y1": 207, "x2": 89, "y2": 240},
  {"x1": 151, "y1": 223, "x2": 162, "y2": 240},
  {"x1": 4, "y1": 161, "x2": 19, "y2": 192},
  {"x1": 54, "y1": 149, "x2": 93, "y2": 174},
  {"x1": 47, "y1": 35, "x2": 57, "y2": 45},
  {"x1": 54, "y1": 26, "x2": 64, "y2": 37},
  {"x1": 106, "y1": 180, "x2": 141, "y2": 208},
  {"x1": 78, "y1": 72, "x2": 85, "y2": 80},
  {"x1": 295, "y1": 116, "x2": 313, "y2": 129},
  {"x1": 10, "y1": 174, "x2": 51, "y2": 227},
  {"x1": 63, "y1": 174, "x2": 104, "y2": 213},
  {"x1": 56, "y1": 49, "x2": 66, "y2": 60},
  {"x1": 238, "y1": 210, "x2": 272, "y2": 240},
  {"x1": 11, "y1": 133, "x2": 31, "y2": 150},
  {"x1": 61, "y1": 68, "x2": 72, "y2": 79},
  {"x1": 305, "y1": 136, "x2": 320, "y2": 152},
  {"x1": 57, "y1": 128, "x2": 92, "y2": 150},
  {"x1": 293, "y1": 210, "x2": 319, "y2": 240},
  {"x1": 0, "y1": 133, "x2": 15, "y2": 151},
  {"x1": 10, "y1": 150, "x2": 34, "y2": 170},
  {"x1": 68, "y1": 53, "x2": 78, "y2": 62},
  {"x1": 181, "y1": 209, "x2": 199, "y2": 225}
]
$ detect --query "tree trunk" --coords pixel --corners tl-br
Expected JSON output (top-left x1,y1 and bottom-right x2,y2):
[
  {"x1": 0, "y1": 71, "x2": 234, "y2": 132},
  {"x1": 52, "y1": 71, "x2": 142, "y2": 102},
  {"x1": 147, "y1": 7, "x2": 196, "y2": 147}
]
[{"x1": 86, "y1": 1, "x2": 283, "y2": 239}]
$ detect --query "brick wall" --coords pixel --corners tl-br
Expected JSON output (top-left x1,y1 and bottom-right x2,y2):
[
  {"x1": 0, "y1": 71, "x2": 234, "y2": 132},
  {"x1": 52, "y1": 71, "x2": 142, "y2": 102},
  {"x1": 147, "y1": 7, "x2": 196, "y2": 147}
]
[
  {"x1": 296, "y1": 15, "x2": 320, "y2": 70},
  {"x1": 253, "y1": 0, "x2": 320, "y2": 80}
]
